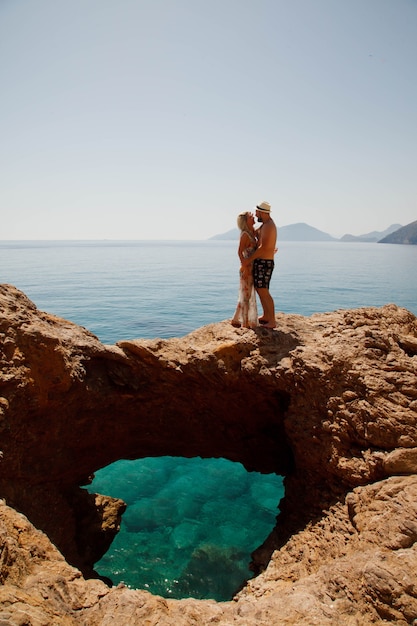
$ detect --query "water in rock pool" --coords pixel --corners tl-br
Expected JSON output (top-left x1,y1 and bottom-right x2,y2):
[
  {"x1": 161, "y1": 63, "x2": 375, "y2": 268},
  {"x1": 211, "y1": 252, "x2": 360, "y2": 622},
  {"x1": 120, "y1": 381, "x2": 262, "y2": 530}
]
[
  {"x1": 2, "y1": 239, "x2": 416, "y2": 600},
  {"x1": 87, "y1": 457, "x2": 284, "y2": 600}
]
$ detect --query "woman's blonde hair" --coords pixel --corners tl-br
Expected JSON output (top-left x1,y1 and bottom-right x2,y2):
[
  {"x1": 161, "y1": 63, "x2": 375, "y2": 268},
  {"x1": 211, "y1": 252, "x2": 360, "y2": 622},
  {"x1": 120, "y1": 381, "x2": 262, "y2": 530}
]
[{"x1": 236, "y1": 212, "x2": 251, "y2": 235}]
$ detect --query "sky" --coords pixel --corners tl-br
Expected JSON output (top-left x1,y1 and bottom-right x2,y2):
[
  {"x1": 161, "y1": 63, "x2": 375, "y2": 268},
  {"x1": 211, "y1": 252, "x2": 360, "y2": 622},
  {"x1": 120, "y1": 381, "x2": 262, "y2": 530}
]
[{"x1": 1, "y1": 0, "x2": 416, "y2": 240}]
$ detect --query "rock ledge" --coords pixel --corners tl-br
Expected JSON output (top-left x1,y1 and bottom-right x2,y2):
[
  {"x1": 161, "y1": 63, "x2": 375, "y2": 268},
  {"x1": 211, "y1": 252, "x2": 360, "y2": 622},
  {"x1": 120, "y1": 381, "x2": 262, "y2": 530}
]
[{"x1": 1, "y1": 284, "x2": 416, "y2": 624}]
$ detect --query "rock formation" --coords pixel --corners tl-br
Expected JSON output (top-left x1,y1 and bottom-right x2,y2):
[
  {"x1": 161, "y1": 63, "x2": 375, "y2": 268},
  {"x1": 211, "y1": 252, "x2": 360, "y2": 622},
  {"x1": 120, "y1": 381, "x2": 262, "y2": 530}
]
[{"x1": 1, "y1": 283, "x2": 416, "y2": 624}]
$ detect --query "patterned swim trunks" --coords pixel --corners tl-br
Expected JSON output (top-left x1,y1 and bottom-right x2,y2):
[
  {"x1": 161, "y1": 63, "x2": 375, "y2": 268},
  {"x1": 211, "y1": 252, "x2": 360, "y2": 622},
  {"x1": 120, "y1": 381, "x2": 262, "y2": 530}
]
[{"x1": 253, "y1": 258, "x2": 275, "y2": 289}]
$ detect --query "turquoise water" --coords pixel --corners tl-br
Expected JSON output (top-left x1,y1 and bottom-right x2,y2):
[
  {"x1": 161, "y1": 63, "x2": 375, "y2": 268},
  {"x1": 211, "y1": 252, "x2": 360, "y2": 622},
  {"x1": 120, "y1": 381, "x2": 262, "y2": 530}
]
[
  {"x1": 2, "y1": 239, "x2": 417, "y2": 600},
  {"x1": 89, "y1": 457, "x2": 283, "y2": 600}
]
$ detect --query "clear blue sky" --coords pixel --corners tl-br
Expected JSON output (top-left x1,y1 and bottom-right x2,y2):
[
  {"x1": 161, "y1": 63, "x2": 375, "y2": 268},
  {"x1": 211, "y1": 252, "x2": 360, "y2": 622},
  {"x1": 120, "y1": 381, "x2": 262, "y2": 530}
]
[{"x1": 1, "y1": 0, "x2": 416, "y2": 240}]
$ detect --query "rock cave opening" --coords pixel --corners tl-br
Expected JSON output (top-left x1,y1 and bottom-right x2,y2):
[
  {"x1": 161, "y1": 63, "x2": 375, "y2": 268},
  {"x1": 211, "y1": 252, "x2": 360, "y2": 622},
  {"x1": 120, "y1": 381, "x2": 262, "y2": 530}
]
[{"x1": 85, "y1": 456, "x2": 285, "y2": 601}]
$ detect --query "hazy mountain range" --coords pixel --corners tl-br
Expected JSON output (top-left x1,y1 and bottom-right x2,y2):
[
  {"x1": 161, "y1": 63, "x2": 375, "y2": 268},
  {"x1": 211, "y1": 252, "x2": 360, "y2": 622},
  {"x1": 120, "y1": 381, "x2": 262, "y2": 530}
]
[
  {"x1": 379, "y1": 220, "x2": 417, "y2": 244},
  {"x1": 210, "y1": 221, "x2": 416, "y2": 243}
]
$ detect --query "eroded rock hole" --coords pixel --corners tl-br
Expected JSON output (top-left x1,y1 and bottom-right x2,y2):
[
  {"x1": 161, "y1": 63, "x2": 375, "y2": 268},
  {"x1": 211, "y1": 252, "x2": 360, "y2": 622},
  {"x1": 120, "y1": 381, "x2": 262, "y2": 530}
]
[{"x1": 86, "y1": 456, "x2": 284, "y2": 601}]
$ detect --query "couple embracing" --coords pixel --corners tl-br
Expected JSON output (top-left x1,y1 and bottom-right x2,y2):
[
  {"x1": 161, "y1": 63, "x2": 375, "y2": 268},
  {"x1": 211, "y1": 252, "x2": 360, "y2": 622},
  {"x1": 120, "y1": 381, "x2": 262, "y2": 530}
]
[{"x1": 231, "y1": 201, "x2": 277, "y2": 329}]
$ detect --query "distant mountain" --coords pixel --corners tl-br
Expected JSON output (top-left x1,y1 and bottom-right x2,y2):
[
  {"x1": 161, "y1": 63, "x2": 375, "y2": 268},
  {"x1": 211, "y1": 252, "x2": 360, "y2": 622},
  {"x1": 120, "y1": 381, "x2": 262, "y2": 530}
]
[
  {"x1": 210, "y1": 222, "x2": 408, "y2": 243},
  {"x1": 378, "y1": 220, "x2": 417, "y2": 244},
  {"x1": 279, "y1": 222, "x2": 336, "y2": 241},
  {"x1": 340, "y1": 224, "x2": 402, "y2": 243},
  {"x1": 210, "y1": 222, "x2": 336, "y2": 241},
  {"x1": 211, "y1": 228, "x2": 239, "y2": 240}
]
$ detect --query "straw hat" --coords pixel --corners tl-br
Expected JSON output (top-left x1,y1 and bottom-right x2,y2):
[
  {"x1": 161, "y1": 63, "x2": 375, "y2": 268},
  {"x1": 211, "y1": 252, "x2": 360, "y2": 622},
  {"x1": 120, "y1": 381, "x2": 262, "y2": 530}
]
[{"x1": 256, "y1": 201, "x2": 271, "y2": 213}]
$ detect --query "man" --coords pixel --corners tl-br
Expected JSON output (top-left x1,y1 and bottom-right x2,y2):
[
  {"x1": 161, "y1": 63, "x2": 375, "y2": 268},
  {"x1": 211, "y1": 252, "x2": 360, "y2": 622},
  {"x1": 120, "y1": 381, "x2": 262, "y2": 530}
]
[{"x1": 243, "y1": 201, "x2": 277, "y2": 328}]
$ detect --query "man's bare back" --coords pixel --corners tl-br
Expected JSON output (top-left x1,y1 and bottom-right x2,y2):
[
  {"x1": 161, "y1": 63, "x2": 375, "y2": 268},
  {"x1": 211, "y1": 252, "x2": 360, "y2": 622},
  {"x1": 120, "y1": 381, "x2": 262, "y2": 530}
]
[{"x1": 253, "y1": 217, "x2": 277, "y2": 261}]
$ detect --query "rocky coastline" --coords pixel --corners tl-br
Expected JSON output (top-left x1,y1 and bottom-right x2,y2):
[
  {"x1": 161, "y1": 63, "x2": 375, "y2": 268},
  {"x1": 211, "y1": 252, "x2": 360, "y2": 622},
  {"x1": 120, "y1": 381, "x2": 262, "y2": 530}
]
[{"x1": 1, "y1": 283, "x2": 416, "y2": 625}]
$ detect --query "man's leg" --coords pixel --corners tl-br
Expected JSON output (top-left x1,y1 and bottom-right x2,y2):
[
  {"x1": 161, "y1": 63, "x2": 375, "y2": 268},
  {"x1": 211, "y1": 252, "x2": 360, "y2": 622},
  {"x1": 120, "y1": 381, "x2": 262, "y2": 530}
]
[{"x1": 256, "y1": 287, "x2": 276, "y2": 328}]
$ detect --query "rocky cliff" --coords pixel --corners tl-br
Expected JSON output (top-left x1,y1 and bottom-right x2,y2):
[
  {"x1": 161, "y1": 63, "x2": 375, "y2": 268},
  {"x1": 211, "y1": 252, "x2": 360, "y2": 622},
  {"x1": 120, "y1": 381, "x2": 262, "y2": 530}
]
[{"x1": 1, "y1": 284, "x2": 416, "y2": 625}]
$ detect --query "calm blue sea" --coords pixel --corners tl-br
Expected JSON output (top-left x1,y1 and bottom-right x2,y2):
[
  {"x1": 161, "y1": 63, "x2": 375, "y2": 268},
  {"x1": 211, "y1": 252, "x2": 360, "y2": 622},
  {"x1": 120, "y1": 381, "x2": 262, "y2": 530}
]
[{"x1": 2, "y1": 239, "x2": 417, "y2": 601}]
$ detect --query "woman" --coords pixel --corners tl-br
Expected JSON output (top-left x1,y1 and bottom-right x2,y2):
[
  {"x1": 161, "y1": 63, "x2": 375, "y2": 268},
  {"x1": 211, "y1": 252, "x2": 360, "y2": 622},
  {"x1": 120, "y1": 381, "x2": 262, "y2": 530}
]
[{"x1": 231, "y1": 211, "x2": 258, "y2": 328}]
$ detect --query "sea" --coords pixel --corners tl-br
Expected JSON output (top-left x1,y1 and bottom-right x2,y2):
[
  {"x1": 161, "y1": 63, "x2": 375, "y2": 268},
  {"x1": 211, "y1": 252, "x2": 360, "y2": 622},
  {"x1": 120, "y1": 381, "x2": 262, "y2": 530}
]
[{"x1": 2, "y1": 239, "x2": 417, "y2": 602}]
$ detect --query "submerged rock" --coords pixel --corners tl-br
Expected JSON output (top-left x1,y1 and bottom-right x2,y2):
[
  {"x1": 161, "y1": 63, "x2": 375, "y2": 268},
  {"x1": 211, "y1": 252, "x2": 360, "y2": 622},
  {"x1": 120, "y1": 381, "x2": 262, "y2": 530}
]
[{"x1": 1, "y1": 283, "x2": 417, "y2": 624}]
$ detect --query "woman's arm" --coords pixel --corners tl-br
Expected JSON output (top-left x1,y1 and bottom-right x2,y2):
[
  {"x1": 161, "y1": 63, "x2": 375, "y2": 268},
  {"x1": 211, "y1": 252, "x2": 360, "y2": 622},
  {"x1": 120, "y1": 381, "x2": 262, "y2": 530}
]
[{"x1": 237, "y1": 232, "x2": 250, "y2": 264}]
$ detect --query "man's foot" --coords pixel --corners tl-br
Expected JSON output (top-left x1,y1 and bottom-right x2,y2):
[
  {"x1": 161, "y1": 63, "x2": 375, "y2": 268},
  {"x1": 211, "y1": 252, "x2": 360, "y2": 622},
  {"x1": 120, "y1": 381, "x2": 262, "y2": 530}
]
[
  {"x1": 259, "y1": 318, "x2": 269, "y2": 325},
  {"x1": 231, "y1": 320, "x2": 241, "y2": 328},
  {"x1": 263, "y1": 323, "x2": 276, "y2": 329}
]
